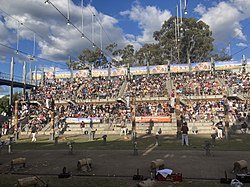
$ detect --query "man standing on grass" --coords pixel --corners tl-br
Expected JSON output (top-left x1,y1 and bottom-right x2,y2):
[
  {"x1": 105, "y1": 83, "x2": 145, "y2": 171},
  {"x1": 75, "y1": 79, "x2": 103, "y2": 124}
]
[
  {"x1": 31, "y1": 124, "x2": 37, "y2": 142},
  {"x1": 181, "y1": 121, "x2": 189, "y2": 146}
]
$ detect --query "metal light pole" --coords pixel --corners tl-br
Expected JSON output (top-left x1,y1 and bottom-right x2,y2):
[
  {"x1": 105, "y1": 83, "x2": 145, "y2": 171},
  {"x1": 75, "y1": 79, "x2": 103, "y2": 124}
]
[
  {"x1": 22, "y1": 61, "x2": 27, "y2": 95},
  {"x1": 9, "y1": 57, "x2": 14, "y2": 119}
]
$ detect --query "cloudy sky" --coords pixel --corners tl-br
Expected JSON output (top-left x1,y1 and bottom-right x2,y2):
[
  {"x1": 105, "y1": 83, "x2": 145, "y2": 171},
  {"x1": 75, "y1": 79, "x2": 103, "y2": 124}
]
[{"x1": 0, "y1": 0, "x2": 250, "y2": 77}]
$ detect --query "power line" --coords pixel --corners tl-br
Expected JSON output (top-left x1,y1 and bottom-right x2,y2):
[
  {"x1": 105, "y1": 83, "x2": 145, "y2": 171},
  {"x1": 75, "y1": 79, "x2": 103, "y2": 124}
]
[
  {"x1": 231, "y1": 45, "x2": 249, "y2": 57},
  {"x1": 85, "y1": 4, "x2": 114, "y2": 46},
  {"x1": 0, "y1": 42, "x2": 68, "y2": 68},
  {"x1": 45, "y1": 0, "x2": 115, "y2": 61},
  {"x1": 0, "y1": 7, "x2": 49, "y2": 49}
]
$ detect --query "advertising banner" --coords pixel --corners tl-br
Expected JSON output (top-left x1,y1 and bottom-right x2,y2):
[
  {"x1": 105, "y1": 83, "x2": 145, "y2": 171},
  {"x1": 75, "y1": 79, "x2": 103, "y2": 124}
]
[
  {"x1": 190, "y1": 62, "x2": 211, "y2": 72},
  {"x1": 110, "y1": 67, "x2": 127, "y2": 77},
  {"x1": 66, "y1": 117, "x2": 101, "y2": 124},
  {"x1": 130, "y1": 66, "x2": 148, "y2": 75},
  {"x1": 73, "y1": 70, "x2": 89, "y2": 78},
  {"x1": 135, "y1": 116, "x2": 171, "y2": 123},
  {"x1": 170, "y1": 64, "x2": 189, "y2": 73},
  {"x1": 92, "y1": 68, "x2": 109, "y2": 77},
  {"x1": 45, "y1": 71, "x2": 54, "y2": 79},
  {"x1": 149, "y1": 65, "x2": 167, "y2": 74},
  {"x1": 215, "y1": 61, "x2": 242, "y2": 70},
  {"x1": 55, "y1": 71, "x2": 71, "y2": 79},
  {"x1": 32, "y1": 71, "x2": 42, "y2": 80}
]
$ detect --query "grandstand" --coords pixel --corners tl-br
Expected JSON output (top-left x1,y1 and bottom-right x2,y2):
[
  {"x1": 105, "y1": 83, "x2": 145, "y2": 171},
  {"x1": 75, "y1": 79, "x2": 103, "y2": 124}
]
[{"x1": 10, "y1": 60, "x2": 249, "y2": 138}]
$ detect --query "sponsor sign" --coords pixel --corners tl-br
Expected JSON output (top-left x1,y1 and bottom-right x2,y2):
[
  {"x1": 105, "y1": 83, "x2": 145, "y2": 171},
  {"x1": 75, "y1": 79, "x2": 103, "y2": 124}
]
[
  {"x1": 135, "y1": 116, "x2": 171, "y2": 123},
  {"x1": 149, "y1": 65, "x2": 167, "y2": 74},
  {"x1": 215, "y1": 61, "x2": 242, "y2": 70},
  {"x1": 66, "y1": 117, "x2": 101, "y2": 124},
  {"x1": 170, "y1": 64, "x2": 189, "y2": 73}
]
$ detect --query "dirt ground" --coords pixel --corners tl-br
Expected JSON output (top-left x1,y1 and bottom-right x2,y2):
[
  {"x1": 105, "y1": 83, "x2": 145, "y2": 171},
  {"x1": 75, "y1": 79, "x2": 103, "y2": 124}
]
[{"x1": 0, "y1": 141, "x2": 250, "y2": 181}]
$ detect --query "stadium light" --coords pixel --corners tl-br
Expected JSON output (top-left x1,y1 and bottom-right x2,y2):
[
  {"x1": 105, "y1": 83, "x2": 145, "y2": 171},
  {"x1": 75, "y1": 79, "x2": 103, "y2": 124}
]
[
  {"x1": 66, "y1": 19, "x2": 71, "y2": 26},
  {"x1": 184, "y1": 0, "x2": 188, "y2": 14}
]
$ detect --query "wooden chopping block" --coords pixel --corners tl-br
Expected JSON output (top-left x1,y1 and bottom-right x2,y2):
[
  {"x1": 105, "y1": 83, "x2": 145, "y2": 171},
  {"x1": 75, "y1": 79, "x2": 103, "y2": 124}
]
[
  {"x1": 77, "y1": 158, "x2": 92, "y2": 170},
  {"x1": 11, "y1": 157, "x2": 26, "y2": 168},
  {"x1": 150, "y1": 159, "x2": 164, "y2": 169},
  {"x1": 17, "y1": 176, "x2": 37, "y2": 187},
  {"x1": 234, "y1": 160, "x2": 248, "y2": 170}
]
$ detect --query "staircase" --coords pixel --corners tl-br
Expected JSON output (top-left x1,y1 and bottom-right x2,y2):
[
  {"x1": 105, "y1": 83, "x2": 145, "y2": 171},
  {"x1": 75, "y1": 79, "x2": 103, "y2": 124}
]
[{"x1": 117, "y1": 80, "x2": 128, "y2": 99}]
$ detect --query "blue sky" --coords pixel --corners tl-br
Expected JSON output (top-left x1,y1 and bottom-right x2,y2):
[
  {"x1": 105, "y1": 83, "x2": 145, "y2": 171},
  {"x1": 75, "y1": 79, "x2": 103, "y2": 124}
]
[{"x1": 0, "y1": 0, "x2": 250, "y2": 94}]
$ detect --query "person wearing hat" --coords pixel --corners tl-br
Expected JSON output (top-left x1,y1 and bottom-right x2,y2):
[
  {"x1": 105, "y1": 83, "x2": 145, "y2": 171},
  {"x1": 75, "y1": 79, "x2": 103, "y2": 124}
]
[{"x1": 181, "y1": 121, "x2": 189, "y2": 146}]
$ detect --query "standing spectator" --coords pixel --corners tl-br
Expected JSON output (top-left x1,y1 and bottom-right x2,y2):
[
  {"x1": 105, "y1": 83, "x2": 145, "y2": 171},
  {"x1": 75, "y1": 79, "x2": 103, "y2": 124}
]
[
  {"x1": 120, "y1": 119, "x2": 127, "y2": 136},
  {"x1": 181, "y1": 121, "x2": 189, "y2": 146},
  {"x1": 215, "y1": 120, "x2": 223, "y2": 139},
  {"x1": 3, "y1": 121, "x2": 8, "y2": 135},
  {"x1": 80, "y1": 121, "x2": 86, "y2": 135},
  {"x1": 31, "y1": 124, "x2": 37, "y2": 142}
]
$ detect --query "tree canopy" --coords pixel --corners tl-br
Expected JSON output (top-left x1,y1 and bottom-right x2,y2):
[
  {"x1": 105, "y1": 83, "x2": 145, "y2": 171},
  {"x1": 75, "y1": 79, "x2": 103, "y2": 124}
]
[
  {"x1": 153, "y1": 17, "x2": 215, "y2": 64},
  {"x1": 71, "y1": 16, "x2": 231, "y2": 69}
]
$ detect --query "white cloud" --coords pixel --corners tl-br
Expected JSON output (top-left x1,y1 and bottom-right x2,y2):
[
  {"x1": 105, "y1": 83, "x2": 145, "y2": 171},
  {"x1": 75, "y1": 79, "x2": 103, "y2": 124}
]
[
  {"x1": 198, "y1": 1, "x2": 247, "y2": 43},
  {"x1": 195, "y1": 0, "x2": 250, "y2": 45},
  {"x1": 0, "y1": 0, "x2": 128, "y2": 64},
  {"x1": 120, "y1": 3, "x2": 171, "y2": 44},
  {"x1": 236, "y1": 42, "x2": 247, "y2": 47},
  {"x1": 194, "y1": 4, "x2": 207, "y2": 15}
]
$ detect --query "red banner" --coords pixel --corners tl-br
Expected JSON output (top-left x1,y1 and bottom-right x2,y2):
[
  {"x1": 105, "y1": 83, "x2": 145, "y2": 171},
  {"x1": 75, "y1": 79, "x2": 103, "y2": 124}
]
[{"x1": 135, "y1": 116, "x2": 171, "y2": 123}]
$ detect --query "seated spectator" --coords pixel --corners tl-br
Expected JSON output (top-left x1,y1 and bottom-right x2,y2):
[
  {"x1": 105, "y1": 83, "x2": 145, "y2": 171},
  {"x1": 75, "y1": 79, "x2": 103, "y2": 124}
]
[{"x1": 241, "y1": 121, "x2": 248, "y2": 133}]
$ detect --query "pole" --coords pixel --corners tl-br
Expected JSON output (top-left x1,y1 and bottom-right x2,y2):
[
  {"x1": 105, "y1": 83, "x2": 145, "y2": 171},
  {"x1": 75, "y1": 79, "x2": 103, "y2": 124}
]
[
  {"x1": 224, "y1": 97, "x2": 230, "y2": 141},
  {"x1": 42, "y1": 68, "x2": 44, "y2": 86},
  {"x1": 176, "y1": 5, "x2": 180, "y2": 38},
  {"x1": 50, "y1": 110, "x2": 55, "y2": 140},
  {"x1": 180, "y1": 0, "x2": 183, "y2": 24},
  {"x1": 131, "y1": 96, "x2": 136, "y2": 132},
  {"x1": 175, "y1": 92, "x2": 182, "y2": 139},
  {"x1": 23, "y1": 61, "x2": 27, "y2": 95},
  {"x1": 187, "y1": 50, "x2": 191, "y2": 72},
  {"x1": 147, "y1": 57, "x2": 150, "y2": 77},
  {"x1": 9, "y1": 57, "x2": 14, "y2": 117},
  {"x1": 14, "y1": 100, "x2": 19, "y2": 140},
  {"x1": 108, "y1": 62, "x2": 111, "y2": 80},
  {"x1": 35, "y1": 66, "x2": 37, "y2": 87},
  {"x1": 29, "y1": 62, "x2": 32, "y2": 84}
]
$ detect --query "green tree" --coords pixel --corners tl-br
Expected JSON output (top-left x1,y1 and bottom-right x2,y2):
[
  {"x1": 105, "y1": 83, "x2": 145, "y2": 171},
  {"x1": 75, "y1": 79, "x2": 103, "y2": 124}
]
[
  {"x1": 211, "y1": 47, "x2": 232, "y2": 61},
  {"x1": 78, "y1": 48, "x2": 108, "y2": 69},
  {"x1": 66, "y1": 58, "x2": 81, "y2": 70},
  {"x1": 121, "y1": 44, "x2": 135, "y2": 67},
  {"x1": 153, "y1": 17, "x2": 214, "y2": 64},
  {"x1": 135, "y1": 43, "x2": 167, "y2": 66},
  {"x1": 0, "y1": 95, "x2": 9, "y2": 114},
  {"x1": 106, "y1": 44, "x2": 135, "y2": 67}
]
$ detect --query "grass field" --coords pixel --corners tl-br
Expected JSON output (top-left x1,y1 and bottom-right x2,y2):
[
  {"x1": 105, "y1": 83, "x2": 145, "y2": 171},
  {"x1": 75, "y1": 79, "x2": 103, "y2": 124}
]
[{"x1": 7, "y1": 133, "x2": 250, "y2": 151}]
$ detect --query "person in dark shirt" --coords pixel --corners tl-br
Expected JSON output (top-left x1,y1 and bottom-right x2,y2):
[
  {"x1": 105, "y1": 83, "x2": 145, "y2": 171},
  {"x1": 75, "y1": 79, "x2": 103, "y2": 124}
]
[
  {"x1": 31, "y1": 124, "x2": 37, "y2": 142},
  {"x1": 181, "y1": 121, "x2": 189, "y2": 146}
]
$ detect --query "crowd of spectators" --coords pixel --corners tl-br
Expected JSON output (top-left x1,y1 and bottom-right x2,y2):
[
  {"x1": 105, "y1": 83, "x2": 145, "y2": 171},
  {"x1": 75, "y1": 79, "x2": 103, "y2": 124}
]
[
  {"x1": 77, "y1": 76, "x2": 124, "y2": 100},
  {"x1": 127, "y1": 74, "x2": 168, "y2": 98},
  {"x1": 136, "y1": 101, "x2": 171, "y2": 116},
  {"x1": 180, "y1": 98, "x2": 248, "y2": 123},
  {"x1": 173, "y1": 72, "x2": 224, "y2": 96},
  {"x1": 217, "y1": 71, "x2": 250, "y2": 96},
  {"x1": 55, "y1": 103, "x2": 130, "y2": 124},
  {"x1": 2, "y1": 70, "x2": 248, "y2": 137}
]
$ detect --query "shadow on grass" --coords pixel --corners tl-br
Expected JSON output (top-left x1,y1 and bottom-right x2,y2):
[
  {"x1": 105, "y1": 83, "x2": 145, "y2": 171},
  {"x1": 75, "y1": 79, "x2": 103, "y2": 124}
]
[{"x1": 4, "y1": 134, "x2": 250, "y2": 151}]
